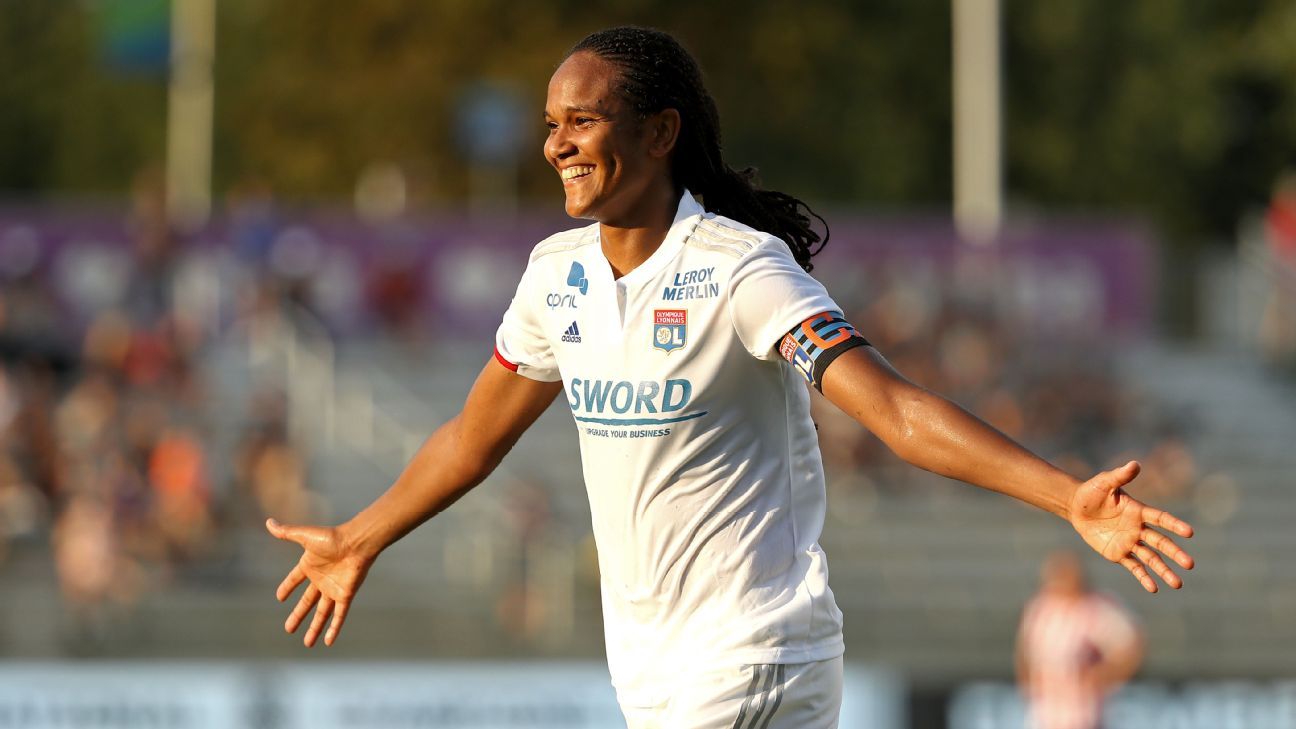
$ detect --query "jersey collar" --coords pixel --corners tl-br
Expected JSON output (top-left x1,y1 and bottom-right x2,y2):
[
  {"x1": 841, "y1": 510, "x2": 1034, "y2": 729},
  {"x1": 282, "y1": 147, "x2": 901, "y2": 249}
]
[{"x1": 601, "y1": 189, "x2": 704, "y2": 288}]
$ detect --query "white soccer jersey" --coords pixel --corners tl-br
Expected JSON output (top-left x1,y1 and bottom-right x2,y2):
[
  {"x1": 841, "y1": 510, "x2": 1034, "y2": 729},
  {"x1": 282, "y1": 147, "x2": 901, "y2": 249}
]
[
  {"x1": 1018, "y1": 593, "x2": 1140, "y2": 729},
  {"x1": 495, "y1": 191, "x2": 846, "y2": 706}
]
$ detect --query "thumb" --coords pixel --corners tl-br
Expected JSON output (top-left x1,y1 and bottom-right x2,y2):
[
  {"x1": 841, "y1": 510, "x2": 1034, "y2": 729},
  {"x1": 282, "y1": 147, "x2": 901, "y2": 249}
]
[
  {"x1": 1092, "y1": 460, "x2": 1141, "y2": 493},
  {"x1": 266, "y1": 517, "x2": 310, "y2": 545}
]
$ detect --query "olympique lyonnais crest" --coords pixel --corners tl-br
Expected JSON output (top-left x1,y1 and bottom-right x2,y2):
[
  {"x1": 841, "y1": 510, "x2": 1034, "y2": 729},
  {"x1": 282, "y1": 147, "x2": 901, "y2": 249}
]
[{"x1": 653, "y1": 309, "x2": 687, "y2": 353}]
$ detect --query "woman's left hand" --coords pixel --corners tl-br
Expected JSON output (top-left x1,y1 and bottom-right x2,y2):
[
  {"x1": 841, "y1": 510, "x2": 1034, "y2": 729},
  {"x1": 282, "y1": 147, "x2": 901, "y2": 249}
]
[{"x1": 1068, "y1": 461, "x2": 1196, "y2": 592}]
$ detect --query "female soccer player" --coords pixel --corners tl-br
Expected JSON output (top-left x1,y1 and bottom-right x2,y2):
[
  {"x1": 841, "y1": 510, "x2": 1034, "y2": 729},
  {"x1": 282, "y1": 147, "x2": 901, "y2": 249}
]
[{"x1": 267, "y1": 26, "x2": 1194, "y2": 728}]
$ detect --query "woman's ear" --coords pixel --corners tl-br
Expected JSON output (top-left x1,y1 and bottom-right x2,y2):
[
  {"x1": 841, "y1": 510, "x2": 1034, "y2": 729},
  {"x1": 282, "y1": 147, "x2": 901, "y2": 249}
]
[{"x1": 646, "y1": 108, "x2": 681, "y2": 159}]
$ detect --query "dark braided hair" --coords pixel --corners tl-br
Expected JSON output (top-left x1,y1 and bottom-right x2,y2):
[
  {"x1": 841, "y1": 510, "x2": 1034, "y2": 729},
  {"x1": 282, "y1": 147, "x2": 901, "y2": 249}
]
[{"x1": 569, "y1": 26, "x2": 829, "y2": 272}]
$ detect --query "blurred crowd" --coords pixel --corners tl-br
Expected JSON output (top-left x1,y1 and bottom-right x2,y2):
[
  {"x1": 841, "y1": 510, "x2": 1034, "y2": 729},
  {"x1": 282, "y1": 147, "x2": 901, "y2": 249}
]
[
  {"x1": 0, "y1": 177, "x2": 318, "y2": 651},
  {"x1": 0, "y1": 175, "x2": 1204, "y2": 653},
  {"x1": 810, "y1": 261, "x2": 1199, "y2": 504}
]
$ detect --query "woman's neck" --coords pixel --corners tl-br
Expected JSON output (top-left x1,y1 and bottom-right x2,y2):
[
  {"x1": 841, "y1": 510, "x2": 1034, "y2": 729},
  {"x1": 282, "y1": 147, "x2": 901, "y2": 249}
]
[{"x1": 598, "y1": 185, "x2": 680, "y2": 279}]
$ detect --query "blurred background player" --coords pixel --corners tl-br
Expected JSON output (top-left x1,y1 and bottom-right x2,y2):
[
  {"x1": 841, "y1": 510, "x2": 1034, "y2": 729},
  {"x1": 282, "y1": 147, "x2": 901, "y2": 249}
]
[{"x1": 1016, "y1": 551, "x2": 1143, "y2": 729}]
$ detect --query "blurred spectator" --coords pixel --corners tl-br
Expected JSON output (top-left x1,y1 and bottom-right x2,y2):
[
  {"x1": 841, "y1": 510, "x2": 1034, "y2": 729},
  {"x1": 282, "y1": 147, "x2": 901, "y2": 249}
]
[
  {"x1": 976, "y1": 387, "x2": 1026, "y2": 440},
  {"x1": 1265, "y1": 171, "x2": 1296, "y2": 259},
  {"x1": 0, "y1": 452, "x2": 48, "y2": 564},
  {"x1": 0, "y1": 243, "x2": 79, "y2": 394},
  {"x1": 1126, "y1": 433, "x2": 1197, "y2": 502},
  {"x1": 55, "y1": 370, "x2": 119, "y2": 457},
  {"x1": 226, "y1": 177, "x2": 281, "y2": 265},
  {"x1": 1016, "y1": 551, "x2": 1143, "y2": 729},
  {"x1": 51, "y1": 489, "x2": 143, "y2": 652},
  {"x1": 1261, "y1": 170, "x2": 1296, "y2": 365},
  {"x1": 366, "y1": 256, "x2": 425, "y2": 337},
  {"x1": 82, "y1": 310, "x2": 134, "y2": 373},
  {"x1": 234, "y1": 391, "x2": 313, "y2": 525},
  {"x1": 365, "y1": 230, "x2": 427, "y2": 339},
  {"x1": 496, "y1": 479, "x2": 554, "y2": 641},
  {"x1": 124, "y1": 167, "x2": 178, "y2": 330},
  {"x1": 147, "y1": 425, "x2": 214, "y2": 564},
  {"x1": 8, "y1": 361, "x2": 63, "y2": 502},
  {"x1": 124, "y1": 225, "x2": 177, "y2": 330}
]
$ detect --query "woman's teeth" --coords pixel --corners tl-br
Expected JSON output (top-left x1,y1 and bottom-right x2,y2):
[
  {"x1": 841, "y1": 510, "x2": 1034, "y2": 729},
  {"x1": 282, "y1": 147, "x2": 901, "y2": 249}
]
[{"x1": 562, "y1": 165, "x2": 594, "y2": 181}]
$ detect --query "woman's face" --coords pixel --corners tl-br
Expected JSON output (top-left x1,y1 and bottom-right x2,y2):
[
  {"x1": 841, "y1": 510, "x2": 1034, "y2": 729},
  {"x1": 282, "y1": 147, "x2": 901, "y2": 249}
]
[{"x1": 544, "y1": 52, "x2": 666, "y2": 225}]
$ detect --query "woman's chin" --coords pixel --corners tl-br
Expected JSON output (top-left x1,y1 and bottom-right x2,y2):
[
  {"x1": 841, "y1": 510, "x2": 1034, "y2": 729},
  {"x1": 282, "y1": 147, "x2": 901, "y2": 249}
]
[{"x1": 563, "y1": 197, "x2": 594, "y2": 220}]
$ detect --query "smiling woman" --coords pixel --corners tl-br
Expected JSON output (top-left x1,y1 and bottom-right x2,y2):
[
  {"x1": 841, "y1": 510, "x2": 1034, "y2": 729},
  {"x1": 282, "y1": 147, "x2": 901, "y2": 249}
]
[
  {"x1": 268, "y1": 25, "x2": 1195, "y2": 729},
  {"x1": 546, "y1": 28, "x2": 830, "y2": 278},
  {"x1": 543, "y1": 49, "x2": 673, "y2": 233}
]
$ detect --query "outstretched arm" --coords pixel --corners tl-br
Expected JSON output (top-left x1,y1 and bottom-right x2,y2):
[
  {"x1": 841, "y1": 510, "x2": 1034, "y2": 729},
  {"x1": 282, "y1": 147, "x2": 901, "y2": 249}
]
[
  {"x1": 819, "y1": 346, "x2": 1194, "y2": 592},
  {"x1": 267, "y1": 358, "x2": 562, "y2": 646}
]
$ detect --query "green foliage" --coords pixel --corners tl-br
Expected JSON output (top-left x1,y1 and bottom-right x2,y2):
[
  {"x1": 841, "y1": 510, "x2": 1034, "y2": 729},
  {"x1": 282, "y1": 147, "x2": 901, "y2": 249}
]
[
  {"x1": 1005, "y1": 0, "x2": 1296, "y2": 241},
  {"x1": 1, "y1": 0, "x2": 1294, "y2": 244},
  {"x1": 0, "y1": 2, "x2": 166, "y2": 195}
]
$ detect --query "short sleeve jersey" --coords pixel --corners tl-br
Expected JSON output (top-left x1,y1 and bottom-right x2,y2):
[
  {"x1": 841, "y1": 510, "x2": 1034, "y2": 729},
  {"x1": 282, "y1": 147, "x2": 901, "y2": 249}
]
[
  {"x1": 1018, "y1": 592, "x2": 1141, "y2": 729},
  {"x1": 495, "y1": 191, "x2": 846, "y2": 705}
]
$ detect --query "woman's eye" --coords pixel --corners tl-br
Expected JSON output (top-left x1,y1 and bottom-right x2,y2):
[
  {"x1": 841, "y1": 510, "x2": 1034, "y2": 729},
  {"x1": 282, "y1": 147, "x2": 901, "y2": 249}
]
[{"x1": 575, "y1": 117, "x2": 594, "y2": 127}]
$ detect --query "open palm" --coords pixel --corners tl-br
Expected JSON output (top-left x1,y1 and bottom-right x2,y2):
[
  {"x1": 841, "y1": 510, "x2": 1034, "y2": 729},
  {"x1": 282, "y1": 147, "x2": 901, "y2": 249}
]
[
  {"x1": 1069, "y1": 461, "x2": 1195, "y2": 592},
  {"x1": 267, "y1": 518, "x2": 375, "y2": 646}
]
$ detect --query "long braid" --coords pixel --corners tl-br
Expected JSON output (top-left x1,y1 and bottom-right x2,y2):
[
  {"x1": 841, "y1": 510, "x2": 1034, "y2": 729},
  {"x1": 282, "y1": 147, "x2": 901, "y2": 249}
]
[{"x1": 570, "y1": 27, "x2": 829, "y2": 272}]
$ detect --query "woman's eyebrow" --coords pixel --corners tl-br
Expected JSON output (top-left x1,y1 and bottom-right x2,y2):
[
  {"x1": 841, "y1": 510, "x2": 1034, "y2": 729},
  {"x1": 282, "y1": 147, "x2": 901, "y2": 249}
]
[{"x1": 544, "y1": 104, "x2": 609, "y2": 119}]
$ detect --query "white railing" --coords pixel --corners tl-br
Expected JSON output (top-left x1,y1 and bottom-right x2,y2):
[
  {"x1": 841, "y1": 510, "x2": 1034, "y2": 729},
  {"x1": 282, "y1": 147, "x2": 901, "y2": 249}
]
[{"x1": 242, "y1": 303, "x2": 425, "y2": 469}]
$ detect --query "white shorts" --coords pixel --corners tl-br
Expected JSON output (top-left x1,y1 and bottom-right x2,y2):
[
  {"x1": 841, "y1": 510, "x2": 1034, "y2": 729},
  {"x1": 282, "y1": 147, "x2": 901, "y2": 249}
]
[{"x1": 620, "y1": 657, "x2": 844, "y2": 729}]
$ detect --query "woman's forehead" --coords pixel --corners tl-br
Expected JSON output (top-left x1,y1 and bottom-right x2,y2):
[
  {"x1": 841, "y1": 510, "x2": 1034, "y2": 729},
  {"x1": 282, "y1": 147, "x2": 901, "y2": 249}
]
[{"x1": 546, "y1": 52, "x2": 622, "y2": 113}]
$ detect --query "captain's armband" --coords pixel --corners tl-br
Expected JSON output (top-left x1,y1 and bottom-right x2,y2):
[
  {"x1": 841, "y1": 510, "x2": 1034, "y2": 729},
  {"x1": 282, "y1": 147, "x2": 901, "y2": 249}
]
[{"x1": 778, "y1": 311, "x2": 870, "y2": 391}]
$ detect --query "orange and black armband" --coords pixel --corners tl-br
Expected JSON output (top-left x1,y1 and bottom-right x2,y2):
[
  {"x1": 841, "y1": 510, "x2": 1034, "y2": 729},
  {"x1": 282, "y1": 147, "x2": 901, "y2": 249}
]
[{"x1": 778, "y1": 311, "x2": 870, "y2": 391}]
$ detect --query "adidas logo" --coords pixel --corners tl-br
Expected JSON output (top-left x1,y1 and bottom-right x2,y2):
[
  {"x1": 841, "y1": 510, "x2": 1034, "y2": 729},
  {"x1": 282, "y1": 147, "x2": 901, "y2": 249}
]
[{"x1": 561, "y1": 321, "x2": 582, "y2": 343}]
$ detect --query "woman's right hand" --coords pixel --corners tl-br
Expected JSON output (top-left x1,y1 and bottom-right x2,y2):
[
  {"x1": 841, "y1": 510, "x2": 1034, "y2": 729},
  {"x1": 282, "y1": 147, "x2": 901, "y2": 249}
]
[
  {"x1": 267, "y1": 518, "x2": 375, "y2": 647},
  {"x1": 263, "y1": 358, "x2": 562, "y2": 648}
]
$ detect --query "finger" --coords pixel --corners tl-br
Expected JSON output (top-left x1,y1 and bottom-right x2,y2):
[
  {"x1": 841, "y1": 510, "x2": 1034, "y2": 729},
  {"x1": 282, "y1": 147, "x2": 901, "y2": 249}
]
[
  {"x1": 305, "y1": 596, "x2": 335, "y2": 647},
  {"x1": 286, "y1": 584, "x2": 320, "y2": 634},
  {"x1": 1093, "y1": 460, "x2": 1141, "y2": 494},
  {"x1": 1134, "y1": 542, "x2": 1182, "y2": 589},
  {"x1": 325, "y1": 600, "x2": 350, "y2": 647},
  {"x1": 276, "y1": 566, "x2": 306, "y2": 602},
  {"x1": 1120, "y1": 555, "x2": 1158, "y2": 593},
  {"x1": 1142, "y1": 529, "x2": 1195, "y2": 570},
  {"x1": 1144, "y1": 506, "x2": 1194, "y2": 539}
]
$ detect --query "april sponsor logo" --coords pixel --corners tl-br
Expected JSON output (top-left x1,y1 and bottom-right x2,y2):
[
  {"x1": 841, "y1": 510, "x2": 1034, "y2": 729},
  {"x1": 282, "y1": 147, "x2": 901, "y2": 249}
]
[
  {"x1": 662, "y1": 267, "x2": 719, "y2": 301},
  {"x1": 547, "y1": 293, "x2": 579, "y2": 309},
  {"x1": 561, "y1": 321, "x2": 581, "y2": 343},
  {"x1": 546, "y1": 262, "x2": 590, "y2": 309},
  {"x1": 566, "y1": 378, "x2": 706, "y2": 437},
  {"x1": 653, "y1": 309, "x2": 687, "y2": 353},
  {"x1": 567, "y1": 262, "x2": 589, "y2": 294}
]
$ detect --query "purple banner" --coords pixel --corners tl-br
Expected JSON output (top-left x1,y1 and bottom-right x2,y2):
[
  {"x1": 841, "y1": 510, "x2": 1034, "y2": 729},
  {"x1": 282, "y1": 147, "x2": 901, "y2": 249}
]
[{"x1": 0, "y1": 205, "x2": 1154, "y2": 341}]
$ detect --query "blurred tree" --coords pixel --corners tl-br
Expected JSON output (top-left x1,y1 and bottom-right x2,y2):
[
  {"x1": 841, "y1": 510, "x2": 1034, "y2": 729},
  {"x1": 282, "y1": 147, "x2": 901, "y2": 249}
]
[
  {"x1": 1, "y1": 0, "x2": 1294, "y2": 245},
  {"x1": 0, "y1": 1, "x2": 165, "y2": 196},
  {"x1": 209, "y1": 0, "x2": 952, "y2": 209},
  {"x1": 1005, "y1": 0, "x2": 1296, "y2": 242}
]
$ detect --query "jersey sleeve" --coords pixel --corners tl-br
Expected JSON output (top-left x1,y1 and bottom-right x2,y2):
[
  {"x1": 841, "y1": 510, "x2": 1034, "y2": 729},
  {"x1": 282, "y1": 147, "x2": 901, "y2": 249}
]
[
  {"x1": 727, "y1": 237, "x2": 846, "y2": 361},
  {"x1": 494, "y1": 261, "x2": 562, "y2": 382}
]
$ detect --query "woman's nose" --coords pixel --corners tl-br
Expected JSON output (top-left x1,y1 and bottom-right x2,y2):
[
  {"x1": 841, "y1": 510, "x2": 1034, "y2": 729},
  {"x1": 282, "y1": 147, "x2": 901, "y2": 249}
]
[{"x1": 546, "y1": 126, "x2": 575, "y2": 162}]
